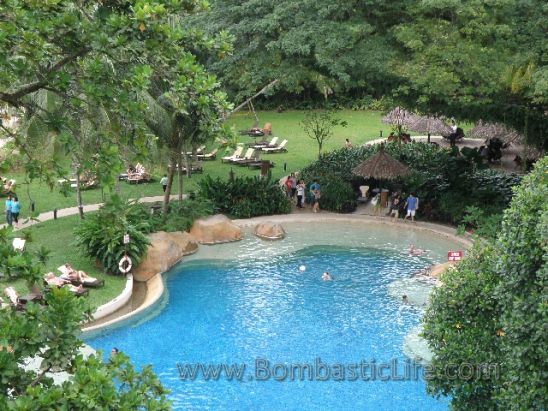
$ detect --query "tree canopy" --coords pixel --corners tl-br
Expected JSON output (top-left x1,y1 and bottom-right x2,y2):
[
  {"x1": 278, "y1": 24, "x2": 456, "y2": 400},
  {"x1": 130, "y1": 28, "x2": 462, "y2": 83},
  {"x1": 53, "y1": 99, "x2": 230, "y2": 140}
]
[
  {"x1": 423, "y1": 156, "x2": 548, "y2": 410},
  {"x1": 195, "y1": 0, "x2": 547, "y2": 149}
]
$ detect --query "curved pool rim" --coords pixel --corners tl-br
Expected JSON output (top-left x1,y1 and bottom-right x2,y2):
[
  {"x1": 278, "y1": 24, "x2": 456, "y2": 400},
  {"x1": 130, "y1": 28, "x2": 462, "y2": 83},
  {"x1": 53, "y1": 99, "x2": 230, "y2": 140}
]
[{"x1": 81, "y1": 213, "x2": 471, "y2": 337}]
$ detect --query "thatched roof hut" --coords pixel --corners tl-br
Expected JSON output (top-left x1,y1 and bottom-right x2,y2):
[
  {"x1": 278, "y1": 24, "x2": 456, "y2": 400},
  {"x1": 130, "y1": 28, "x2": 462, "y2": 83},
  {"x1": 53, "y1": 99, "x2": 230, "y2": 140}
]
[
  {"x1": 407, "y1": 115, "x2": 452, "y2": 136},
  {"x1": 352, "y1": 144, "x2": 411, "y2": 180},
  {"x1": 468, "y1": 121, "x2": 523, "y2": 143}
]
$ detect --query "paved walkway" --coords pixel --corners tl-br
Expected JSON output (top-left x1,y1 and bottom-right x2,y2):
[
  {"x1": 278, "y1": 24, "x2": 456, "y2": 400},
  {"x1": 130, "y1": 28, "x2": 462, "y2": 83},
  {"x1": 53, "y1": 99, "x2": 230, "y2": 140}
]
[{"x1": 6, "y1": 195, "x2": 182, "y2": 231}]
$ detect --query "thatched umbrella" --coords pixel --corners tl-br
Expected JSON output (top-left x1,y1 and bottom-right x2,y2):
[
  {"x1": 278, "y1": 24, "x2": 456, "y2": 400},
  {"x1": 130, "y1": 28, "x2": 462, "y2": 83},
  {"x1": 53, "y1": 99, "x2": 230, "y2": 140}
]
[
  {"x1": 468, "y1": 120, "x2": 523, "y2": 144},
  {"x1": 407, "y1": 115, "x2": 452, "y2": 143},
  {"x1": 352, "y1": 144, "x2": 410, "y2": 207},
  {"x1": 381, "y1": 107, "x2": 415, "y2": 135}
]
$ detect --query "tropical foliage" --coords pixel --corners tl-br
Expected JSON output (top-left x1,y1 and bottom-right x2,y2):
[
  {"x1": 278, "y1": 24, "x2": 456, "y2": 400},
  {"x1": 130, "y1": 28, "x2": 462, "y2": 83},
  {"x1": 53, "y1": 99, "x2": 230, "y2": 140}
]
[
  {"x1": 74, "y1": 196, "x2": 151, "y2": 275},
  {"x1": 300, "y1": 142, "x2": 521, "y2": 224},
  {"x1": 198, "y1": 174, "x2": 291, "y2": 218},
  {"x1": 423, "y1": 156, "x2": 547, "y2": 410}
]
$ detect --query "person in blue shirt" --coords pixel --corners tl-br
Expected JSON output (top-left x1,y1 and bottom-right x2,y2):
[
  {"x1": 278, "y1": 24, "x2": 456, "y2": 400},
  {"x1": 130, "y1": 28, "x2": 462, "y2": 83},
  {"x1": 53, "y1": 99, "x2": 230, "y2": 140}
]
[
  {"x1": 309, "y1": 180, "x2": 321, "y2": 212},
  {"x1": 5, "y1": 194, "x2": 13, "y2": 227},
  {"x1": 404, "y1": 193, "x2": 419, "y2": 222},
  {"x1": 10, "y1": 197, "x2": 21, "y2": 228}
]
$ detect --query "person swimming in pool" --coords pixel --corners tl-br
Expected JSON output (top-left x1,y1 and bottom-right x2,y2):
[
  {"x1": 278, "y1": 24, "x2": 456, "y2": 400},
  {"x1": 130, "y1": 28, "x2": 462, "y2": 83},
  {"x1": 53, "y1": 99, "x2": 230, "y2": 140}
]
[
  {"x1": 408, "y1": 244, "x2": 425, "y2": 257},
  {"x1": 322, "y1": 271, "x2": 332, "y2": 281}
]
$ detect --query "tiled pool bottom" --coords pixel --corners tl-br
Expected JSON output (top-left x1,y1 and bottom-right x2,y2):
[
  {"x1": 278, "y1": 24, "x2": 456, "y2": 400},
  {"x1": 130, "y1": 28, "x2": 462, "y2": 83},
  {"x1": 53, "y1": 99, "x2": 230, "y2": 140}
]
[{"x1": 86, "y1": 222, "x2": 461, "y2": 410}]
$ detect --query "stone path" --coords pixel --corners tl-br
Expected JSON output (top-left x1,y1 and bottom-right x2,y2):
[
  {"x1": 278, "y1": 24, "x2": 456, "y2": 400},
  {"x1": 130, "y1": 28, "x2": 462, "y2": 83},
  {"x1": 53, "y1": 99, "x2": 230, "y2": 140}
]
[{"x1": 5, "y1": 195, "x2": 182, "y2": 231}]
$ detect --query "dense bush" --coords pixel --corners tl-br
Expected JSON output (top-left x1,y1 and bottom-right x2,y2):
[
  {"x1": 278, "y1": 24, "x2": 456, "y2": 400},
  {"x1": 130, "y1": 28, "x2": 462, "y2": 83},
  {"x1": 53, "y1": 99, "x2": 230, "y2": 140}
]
[
  {"x1": 423, "y1": 156, "x2": 547, "y2": 410},
  {"x1": 154, "y1": 199, "x2": 215, "y2": 232},
  {"x1": 299, "y1": 174, "x2": 357, "y2": 213},
  {"x1": 301, "y1": 142, "x2": 521, "y2": 224},
  {"x1": 197, "y1": 174, "x2": 291, "y2": 218},
  {"x1": 74, "y1": 196, "x2": 151, "y2": 275}
]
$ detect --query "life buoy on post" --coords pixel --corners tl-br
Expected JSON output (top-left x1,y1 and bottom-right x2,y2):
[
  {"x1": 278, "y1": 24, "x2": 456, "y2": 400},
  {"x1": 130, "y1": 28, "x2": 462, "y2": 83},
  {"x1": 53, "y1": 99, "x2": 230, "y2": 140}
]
[{"x1": 118, "y1": 255, "x2": 132, "y2": 274}]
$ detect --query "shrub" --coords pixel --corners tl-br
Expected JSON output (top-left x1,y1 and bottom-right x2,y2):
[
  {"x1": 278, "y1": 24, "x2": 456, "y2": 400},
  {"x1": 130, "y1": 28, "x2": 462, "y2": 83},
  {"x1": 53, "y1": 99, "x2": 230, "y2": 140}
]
[
  {"x1": 301, "y1": 142, "x2": 521, "y2": 224},
  {"x1": 156, "y1": 199, "x2": 214, "y2": 232},
  {"x1": 300, "y1": 174, "x2": 357, "y2": 213},
  {"x1": 423, "y1": 156, "x2": 548, "y2": 409},
  {"x1": 74, "y1": 195, "x2": 151, "y2": 275},
  {"x1": 198, "y1": 174, "x2": 291, "y2": 218}
]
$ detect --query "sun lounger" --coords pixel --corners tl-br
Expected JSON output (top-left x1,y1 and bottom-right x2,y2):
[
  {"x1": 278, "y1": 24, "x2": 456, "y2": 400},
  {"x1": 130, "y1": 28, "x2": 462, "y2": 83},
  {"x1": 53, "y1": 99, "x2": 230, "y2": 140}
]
[
  {"x1": 4, "y1": 287, "x2": 42, "y2": 310},
  {"x1": 262, "y1": 139, "x2": 288, "y2": 153},
  {"x1": 185, "y1": 145, "x2": 206, "y2": 156},
  {"x1": 252, "y1": 137, "x2": 278, "y2": 149},
  {"x1": 221, "y1": 146, "x2": 244, "y2": 163},
  {"x1": 57, "y1": 265, "x2": 104, "y2": 288},
  {"x1": 180, "y1": 162, "x2": 204, "y2": 173},
  {"x1": 12, "y1": 238, "x2": 26, "y2": 251},
  {"x1": 43, "y1": 274, "x2": 89, "y2": 296},
  {"x1": 196, "y1": 148, "x2": 218, "y2": 160},
  {"x1": 231, "y1": 148, "x2": 256, "y2": 165}
]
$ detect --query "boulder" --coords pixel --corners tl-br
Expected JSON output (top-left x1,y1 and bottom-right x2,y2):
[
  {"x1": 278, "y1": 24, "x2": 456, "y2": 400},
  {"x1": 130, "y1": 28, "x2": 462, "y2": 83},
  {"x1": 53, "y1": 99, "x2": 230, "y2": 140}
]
[
  {"x1": 189, "y1": 214, "x2": 242, "y2": 245},
  {"x1": 253, "y1": 222, "x2": 286, "y2": 240},
  {"x1": 429, "y1": 261, "x2": 456, "y2": 278},
  {"x1": 132, "y1": 231, "x2": 198, "y2": 282}
]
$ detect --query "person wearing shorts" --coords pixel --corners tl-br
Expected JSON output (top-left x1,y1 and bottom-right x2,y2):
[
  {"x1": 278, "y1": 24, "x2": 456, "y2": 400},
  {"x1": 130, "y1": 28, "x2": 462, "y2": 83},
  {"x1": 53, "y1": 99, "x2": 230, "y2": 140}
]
[
  {"x1": 5, "y1": 195, "x2": 12, "y2": 227},
  {"x1": 10, "y1": 197, "x2": 20, "y2": 228},
  {"x1": 404, "y1": 193, "x2": 418, "y2": 222},
  {"x1": 391, "y1": 196, "x2": 400, "y2": 221}
]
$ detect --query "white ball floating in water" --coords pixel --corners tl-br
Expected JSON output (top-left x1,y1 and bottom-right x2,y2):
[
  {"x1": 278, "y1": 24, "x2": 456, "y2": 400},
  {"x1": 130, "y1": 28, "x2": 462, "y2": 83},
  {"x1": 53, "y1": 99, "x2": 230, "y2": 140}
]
[{"x1": 299, "y1": 265, "x2": 306, "y2": 272}]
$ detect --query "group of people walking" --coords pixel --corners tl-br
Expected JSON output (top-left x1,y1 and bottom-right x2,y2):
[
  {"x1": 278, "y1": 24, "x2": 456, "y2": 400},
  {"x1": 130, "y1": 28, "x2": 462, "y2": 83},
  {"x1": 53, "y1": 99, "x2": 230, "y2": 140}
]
[
  {"x1": 283, "y1": 173, "x2": 321, "y2": 213},
  {"x1": 5, "y1": 195, "x2": 21, "y2": 228}
]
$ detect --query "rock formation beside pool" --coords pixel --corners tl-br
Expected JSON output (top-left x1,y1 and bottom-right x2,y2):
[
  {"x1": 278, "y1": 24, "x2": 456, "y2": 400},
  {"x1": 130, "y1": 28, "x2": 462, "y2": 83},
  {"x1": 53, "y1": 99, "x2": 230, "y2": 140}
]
[
  {"x1": 429, "y1": 261, "x2": 456, "y2": 278},
  {"x1": 253, "y1": 222, "x2": 286, "y2": 240},
  {"x1": 189, "y1": 214, "x2": 242, "y2": 245},
  {"x1": 133, "y1": 231, "x2": 198, "y2": 282}
]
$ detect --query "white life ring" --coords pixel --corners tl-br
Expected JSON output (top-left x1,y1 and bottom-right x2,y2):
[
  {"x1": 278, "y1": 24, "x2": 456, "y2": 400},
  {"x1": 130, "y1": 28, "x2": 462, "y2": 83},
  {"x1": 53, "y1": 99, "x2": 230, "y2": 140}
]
[{"x1": 118, "y1": 255, "x2": 132, "y2": 274}]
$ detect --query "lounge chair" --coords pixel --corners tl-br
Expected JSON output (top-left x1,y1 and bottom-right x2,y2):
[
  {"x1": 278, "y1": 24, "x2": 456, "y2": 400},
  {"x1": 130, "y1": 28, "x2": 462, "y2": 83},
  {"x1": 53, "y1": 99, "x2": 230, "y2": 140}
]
[
  {"x1": 185, "y1": 145, "x2": 206, "y2": 156},
  {"x1": 196, "y1": 148, "x2": 218, "y2": 161},
  {"x1": 180, "y1": 162, "x2": 204, "y2": 173},
  {"x1": 231, "y1": 148, "x2": 256, "y2": 165},
  {"x1": 221, "y1": 146, "x2": 244, "y2": 163},
  {"x1": 252, "y1": 137, "x2": 278, "y2": 150},
  {"x1": 43, "y1": 273, "x2": 89, "y2": 296},
  {"x1": 4, "y1": 286, "x2": 42, "y2": 310},
  {"x1": 262, "y1": 139, "x2": 288, "y2": 153},
  {"x1": 262, "y1": 123, "x2": 272, "y2": 135},
  {"x1": 57, "y1": 265, "x2": 104, "y2": 288},
  {"x1": 12, "y1": 238, "x2": 26, "y2": 251}
]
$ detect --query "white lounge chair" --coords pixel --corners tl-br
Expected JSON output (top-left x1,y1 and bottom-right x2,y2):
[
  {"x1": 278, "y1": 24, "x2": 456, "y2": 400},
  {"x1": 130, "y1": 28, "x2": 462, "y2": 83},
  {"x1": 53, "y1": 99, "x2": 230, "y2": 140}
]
[
  {"x1": 231, "y1": 148, "x2": 256, "y2": 164},
  {"x1": 221, "y1": 146, "x2": 244, "y2": 163},
  {"x1": 185, "y1": 145, "x2": 206, "y2": 156},
  {"x1": 252, "y1": 137, "x2": 278, "y2": 150},
  {"x1": 12, "y1": 238, "x2": 26, "y2": 251},
  {"x1": 196, "y1": 148, "x2": 218, "y2": 160},
  {"x1": 262, "y1": 139, "x2": 288, "y2": 153}
]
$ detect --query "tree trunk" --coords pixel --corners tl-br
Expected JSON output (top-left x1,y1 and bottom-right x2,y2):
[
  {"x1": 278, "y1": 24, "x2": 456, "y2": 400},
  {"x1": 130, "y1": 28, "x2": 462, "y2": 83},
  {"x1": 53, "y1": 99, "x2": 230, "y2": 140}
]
[
  {"x1": 73, "y1": 161, "x2": 85, "y2": 220},
  {"x1": 177, "y1": 150, "x2": 183, "y2": 202},
  {"x1": 318, "y1": 141, "x2": 323, "y2": 159},
  {"x1": 162, "y1": 153, "x2": 176, "y2": 217}
]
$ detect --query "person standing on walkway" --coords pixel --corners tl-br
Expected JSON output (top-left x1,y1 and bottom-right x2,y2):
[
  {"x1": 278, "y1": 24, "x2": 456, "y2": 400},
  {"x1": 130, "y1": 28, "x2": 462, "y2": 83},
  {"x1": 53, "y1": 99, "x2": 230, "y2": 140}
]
[
  {"x1": 296, "y1": 180, "x2": 305, "y2": 208},
  {"x1": 404, "y1": 193, "x2": 419, "y2": 222},
  {"x1": 10, "y1": 197, "x2": 20, "y2": 228},
  {"x1": 310, "y1": 180, "x2": 321, "y2": 213},
  {"x1": 5, "y1": 194, "x2": 13, "y2": 227},
  {"x1": 289, "y1": 173, "x2": 297, "y2": 199},
  {"x1": 160, "y1": 174, "x2": 168, "y2": 192}
]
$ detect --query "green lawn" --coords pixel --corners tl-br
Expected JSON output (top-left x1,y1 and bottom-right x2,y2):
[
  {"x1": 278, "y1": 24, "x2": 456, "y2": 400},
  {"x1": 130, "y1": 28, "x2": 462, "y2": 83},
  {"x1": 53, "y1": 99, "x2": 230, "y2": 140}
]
[
  {"x1": 2, "y1": 215, "x2": 126, "y2": 309},
  {"x1": 5, "y1": 110, "x2": 395, "y2": 218}
]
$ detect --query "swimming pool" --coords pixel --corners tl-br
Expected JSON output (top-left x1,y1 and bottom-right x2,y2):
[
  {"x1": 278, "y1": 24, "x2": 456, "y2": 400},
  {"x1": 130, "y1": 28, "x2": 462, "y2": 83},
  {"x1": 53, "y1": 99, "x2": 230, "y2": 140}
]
[{"x1": 86, "y1": 221, "x2": 462, "y2": 410}]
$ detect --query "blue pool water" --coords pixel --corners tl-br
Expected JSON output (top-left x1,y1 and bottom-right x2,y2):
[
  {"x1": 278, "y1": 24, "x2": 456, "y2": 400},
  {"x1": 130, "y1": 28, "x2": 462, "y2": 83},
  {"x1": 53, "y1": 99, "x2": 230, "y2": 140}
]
[{"x1": 86, "y1": 246, "x2": 449, "y2": 410}]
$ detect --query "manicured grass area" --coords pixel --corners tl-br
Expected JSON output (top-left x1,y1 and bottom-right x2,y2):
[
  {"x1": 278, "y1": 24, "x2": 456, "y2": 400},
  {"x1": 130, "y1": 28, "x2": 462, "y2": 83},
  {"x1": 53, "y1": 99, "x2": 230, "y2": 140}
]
[
  {"x1": 4, "y1": 110, "x2": 393, "y2": 217},
  {"x1": 1, "y1": 215, "x2": 126, "y2": 309}
]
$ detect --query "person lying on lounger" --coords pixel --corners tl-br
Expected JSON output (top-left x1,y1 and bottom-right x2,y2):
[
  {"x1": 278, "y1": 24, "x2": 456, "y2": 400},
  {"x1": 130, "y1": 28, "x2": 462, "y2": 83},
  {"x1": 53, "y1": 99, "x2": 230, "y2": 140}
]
[
  {"x1": 44, "y1": 273, "x2": 86, "y2": 294},
  {"x1": 60, "y1": 265, "x2": 99, "y2": 284}
]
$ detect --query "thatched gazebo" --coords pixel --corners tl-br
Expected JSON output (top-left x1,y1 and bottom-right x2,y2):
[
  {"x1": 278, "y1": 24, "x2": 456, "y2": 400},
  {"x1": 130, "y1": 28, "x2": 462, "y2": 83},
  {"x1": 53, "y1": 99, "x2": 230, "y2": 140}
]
[
  {"x1": 381, "y1": 107, "x2": 416, "y2": 135},
  {"x1": 407, "y1": 115, "x2": 452, "y2": 143},
  {"x1": 468, "y1": 120, "x2": 523, "y2": 144},
  {"x1": 352, "y1": 144, "x2": 410, "y2": 207}
]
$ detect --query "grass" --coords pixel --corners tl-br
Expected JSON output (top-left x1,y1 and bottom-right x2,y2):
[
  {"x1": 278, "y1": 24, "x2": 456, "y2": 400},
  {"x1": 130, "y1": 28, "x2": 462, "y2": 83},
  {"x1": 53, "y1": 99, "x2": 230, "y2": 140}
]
[
  {"x1": 1, "y1": 215, "x2": 126, "y2": 309},
  {"x1": 5, "y1": 110, "x2": 395, "y2": 218}
]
